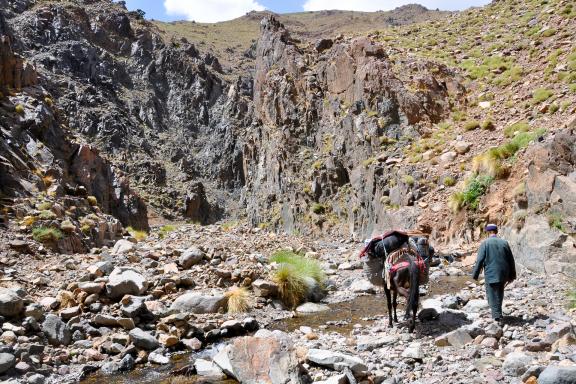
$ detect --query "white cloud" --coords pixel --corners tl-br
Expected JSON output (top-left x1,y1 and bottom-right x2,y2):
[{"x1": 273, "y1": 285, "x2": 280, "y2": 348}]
[
  {"x1": 164, "y1": 0, "x2": 265, "y2": 23},
  {"x1": 302, "y1": 0, "x2": 490, "y2": 12}
]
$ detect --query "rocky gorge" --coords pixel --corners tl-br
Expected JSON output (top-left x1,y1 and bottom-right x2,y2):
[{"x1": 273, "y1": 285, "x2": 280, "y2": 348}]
[{"x1": 0, "y1": 0, "x2": 575, "y2": 382}]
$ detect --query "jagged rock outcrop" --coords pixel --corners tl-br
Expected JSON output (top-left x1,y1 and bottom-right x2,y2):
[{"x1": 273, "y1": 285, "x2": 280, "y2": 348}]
[
  {"x1": 503, "y1": 125, "x2": 576, "y2": 276},
  {"x1": 244, "y1": 16, "x2": 464, "y2": 236}
]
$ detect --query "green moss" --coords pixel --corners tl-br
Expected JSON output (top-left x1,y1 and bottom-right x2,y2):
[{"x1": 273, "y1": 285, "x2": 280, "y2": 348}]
[
  {"x1": 532, "y1": 88, "x2": 554, "y2": 103},
  {"x1": 38, "y1": 210, "x2": 56, "y2": 220},
  {"x1": 32, "y1": 227, "x2": 63, "y2": 243},
  {"x1": 127, "y1": 226, "x2": 147, "y2": 241}
]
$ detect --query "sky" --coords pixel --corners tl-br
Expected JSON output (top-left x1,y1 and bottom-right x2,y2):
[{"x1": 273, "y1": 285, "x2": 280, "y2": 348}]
[{"x1": 120, "y1": 0, "x2": 491, "y2": 23}]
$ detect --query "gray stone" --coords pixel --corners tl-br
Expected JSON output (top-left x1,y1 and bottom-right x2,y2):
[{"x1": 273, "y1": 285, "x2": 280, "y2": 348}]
[
  {"x1": 357, "y1": 335, "x2": 397, "y2": 351},
  {"x1": 435, "y1": 328, "x2": 472, "y2": 347},
  {"x1": 24, "y1": 304, "x2": 44, "y2": 321},
  {"x1": 537, "y1": 365, "x2": 576, "y2": 384},
  {"x1": 42, "y1": 314, "x2": 71, "y2": 346},
  {"x1": 120, "y1": 295, "x2": 147, "y2": 318},
  {"x1": 439, "y1": 151, "x2": 457, "y2": 163},
  {"x1": 485, "y1": 322, "x2": 503, "y2": 339},
  {"x1": 77, "y1": 282, "x2": 104, "y2": 294},
  {"x1": 401, "y1": 343, "x2": 424, "y2": 360},
  {"x1": 502, "y1": 352, "x2": 534, "y2": 376},
  {"x1": 195, "y1": 359, "x2": 226, "y2": 379},
  {"x1": 93, "y1": 314, "x2": 119, "y2": 327},
  {"x1": 307, "y1": 349, "x2": 367, "y2": 374},
  {"x1": 128, "y1": 328, "x2": 159, "y2": 350},
  {"x1": 350, "y1": 279, "x2": 375, "y2": 294},
  {"x1": 119, "y1": 354, "x2": 135, "y2": 372},
  {"x1": 454, "y1": 141, "x2": 471, "y2": 154},
  {"x1": 179, "y1": 246, "x2": 204, "y2": 268},
  {"x1": 252, "y1": 279, "x2": 278, "y2": 297},
  {"x1": 169, "y1": 293, "x2": 227, "y2": 314},
  {"x1": 0, "y1": 353, "x2": 15, "y2": 374},
  {"x1": 149, "y1": 352, "x2": 170, "y2": 365},
  {"x1": 0, "y1": 289, "x2": 24, "y2": 317},
  {"x1": 26, "y1": 374, "x2": 46, "y2": 384},
  {"x1": 112, "y1": 239, "x2": 135, "y2": 254},
  {"x1": 295, "y1": 302, "x2": 330, "y2": 314},
  {"x1": 463, "y1": 299, "x2": 489, "y2": 313},
  {"x1": 106, "y1": 268, "x2": 148, "y2": 299}
]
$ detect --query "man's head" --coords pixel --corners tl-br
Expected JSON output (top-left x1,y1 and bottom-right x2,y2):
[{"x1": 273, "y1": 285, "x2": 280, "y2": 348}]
[{"x1": 485, "y1": 223, "x2": 498, "y2": 234}]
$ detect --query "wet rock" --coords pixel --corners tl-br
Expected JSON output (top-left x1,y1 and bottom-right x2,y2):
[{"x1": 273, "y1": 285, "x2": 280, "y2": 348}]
[
  {"x1": 0, "y1": 289, "x2": 24, "y2": 317},
  {"x1": 213, "y1": 331, "x2": 305, "y2": 383},
  {"x1": 106, "y1": 268, "x2": 148, "y2": 299},
  {"x1": 0, "y1": 353, "x2": 16, "y2": 374},
  {"x1": 179, "y1": 246, "x2": 204, "y2": 268},
  {"x1": 129, "y1": 328, "x2": 159, "y2": 350},
  {"x1": 195, "y1": 358, "x2": 226, "y2": 379},
  {"x1": 169, "y1": 293, "x2": 227, "y2": 314},
  {"x1": 307, "y1": 349, "x2": 367, "y2": 375},
  {"x1": 502, "y1": 352, "x2": 534, "y2": 376},
  {"x1": 42, "y1": 314, "x2": 71, "y2": 346},
  {"x1": 149, "y1": 352, "x2": 170, "y2": 365},
  {"x1": 119, "y1": 354, "x2": 135, "y2": 372},
  {"x1": 418, "y1": 307, "x2": 439, "y2": 321},
  {"x1": 296, "y1": 302, "x2": 330, "y2": 313},
  {"x1": 538, "y1": 365, "x2": 576, "y2": 384},
  {"x1": 350, "y1": 279, "x2": 375, "y2": 293},
  {"x1": 252, "y1": 279, "x2": 278, "y2": 297}
]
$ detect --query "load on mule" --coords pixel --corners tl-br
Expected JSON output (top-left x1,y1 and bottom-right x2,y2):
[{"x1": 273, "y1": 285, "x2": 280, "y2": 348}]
[{"x1": 359, "y1": 230, "x2": 434, "y2": 332}]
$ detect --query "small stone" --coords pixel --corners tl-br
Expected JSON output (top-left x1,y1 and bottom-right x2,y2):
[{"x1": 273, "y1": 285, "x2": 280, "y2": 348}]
[
  {"x1": 179, "y1": 247, "x2": 204, "y2": 269},
  {"x1": 0, "y1": 353, "x2": 16, "y2": 374},
  {"x1": 148, "y1": 352, "x2": 170, "y2": 365},
  {"x1": 182, "y1": 338, "x2": 202, "y2": 351},
  {"x1": 0, "y1": 288, "x2": 24, "y2": 317},
  {"x1": 129, "y1": 328, "x2": 159, "y2": 350},
  {"x1": 502, "y1": 352, "x2": 534, "y2": 376},
  {"x1": 195, "y1": 359, "x2": 226, "y2": 378},
  {"x1": 158, "y1": 333, "x2": 179, "y2": 347},
  {"x1": 42, "y1": 314, "x2": 71, "y2": 346},
  {"x1": 296, "y1": 302, "x2": 330, "y2": 313}
]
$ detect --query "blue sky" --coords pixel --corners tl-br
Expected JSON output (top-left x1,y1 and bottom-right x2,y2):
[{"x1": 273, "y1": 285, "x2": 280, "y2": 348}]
[{"x1": 121, "y1": 0, "x2": 491, "y2": 23}]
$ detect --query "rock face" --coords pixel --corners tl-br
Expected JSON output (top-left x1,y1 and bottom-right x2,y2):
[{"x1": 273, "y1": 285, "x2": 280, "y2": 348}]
[
  {"x1": 213, "y1": 331, "x2": 306, "y2": 383},
  {"x1": 503, "y1": 130, "x2": 576, "y2": 277},
  {"x1": 0, "y1": 288, "x2": 23, "y2": 317}
]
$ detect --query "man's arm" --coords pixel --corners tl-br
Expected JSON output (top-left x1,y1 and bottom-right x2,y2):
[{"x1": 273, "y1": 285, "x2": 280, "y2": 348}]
[
  {"x1": 505, "y1": 242, "x2": 516, "y2": 281},
  {"x1": 472, "y1": 242, "x2": 486, "y2": 280}
]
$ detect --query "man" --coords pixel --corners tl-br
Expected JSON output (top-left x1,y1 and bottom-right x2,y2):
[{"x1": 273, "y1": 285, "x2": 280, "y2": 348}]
[{"x1": 472, "y1": 224, "x2": 516, "y2": 323}]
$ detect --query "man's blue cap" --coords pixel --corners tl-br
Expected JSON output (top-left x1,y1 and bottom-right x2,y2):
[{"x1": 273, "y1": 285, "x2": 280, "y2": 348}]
[{"x1": 485, "y1": 224, "x2": 498, "y2": 232}]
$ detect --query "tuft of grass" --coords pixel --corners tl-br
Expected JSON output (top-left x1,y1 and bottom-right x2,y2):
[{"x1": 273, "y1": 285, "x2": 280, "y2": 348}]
[
  {"x1": 159, "y1": 224, "x2": 176, "y2": 239},
  {"x1": 548, "y1": 212, "x2": 565, "y2": 232},
  {"x1": 449, "y1": 175, "x2": 493, "y2": 212},
  {"x1": 443, "y1": 176, "x2": 456, "y2": 187},
  {"x1": 532, "y1": 88, "x2": 554, "y2": 103},
  {"x1": 504, "y1": 121, "x2": 530, "y2": 138},
  {"x1": 463, "y1": 120, "x2": 480, "y2": 131},
  {"x1": 225, "y1": 286, "x2": 251, "y2": 313},
  {"x1": 37, "y1": 201, "x2": 52, "y2": 211},
  {"x1": 402, "y1": 175, "x2": 415, "y2": 186},
  {"x1": 270, "y1": 250, "x2": 326, "y2": 307},
  {"x1": 15, "y1": 104, "x2": 24, "y2": 114},
  {"x1": 87, "y1": 196, "x2": 98, "y2": 206},
  {"x1": 127, "y1": 226, "x2": 147, "y2": 241},
  {"x1": 311, "y1": 203, "x2": 326, "y2": 214},
  {"x1": 21, "y1": 216, "x2": 36, "y2": 227},
  {"x1": 38, "y1": 210, "x2": 56, "y2": 220},
  {"x1": 272, "y1": 264, "x2": 307, "y2": 308},
  {"x1": 481, "y1": 120, "x2": 495, "y2": 130},
  {"x1": 32, "y1": 227, "x2": 63, "y2": 243}
]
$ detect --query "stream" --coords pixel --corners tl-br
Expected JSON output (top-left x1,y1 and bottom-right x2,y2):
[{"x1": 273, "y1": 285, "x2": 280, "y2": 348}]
[{"x1": 82, "y1": 275, "x2": 471, "y2": 384}]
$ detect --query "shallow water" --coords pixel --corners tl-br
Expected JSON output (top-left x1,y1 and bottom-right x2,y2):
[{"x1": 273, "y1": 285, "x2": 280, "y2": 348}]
[{"x1": 83, "y1": 275, "x2": 471, "y2": 383}]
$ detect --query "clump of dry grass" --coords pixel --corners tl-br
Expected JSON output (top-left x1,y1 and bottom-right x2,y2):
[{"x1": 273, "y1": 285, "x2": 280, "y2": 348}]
[
  {"x1": 225, "y1": 286, "x2": 251, "y2": 313},
  {"x1": 272, "y1": 264, "x2": 307, "y2": 309}
]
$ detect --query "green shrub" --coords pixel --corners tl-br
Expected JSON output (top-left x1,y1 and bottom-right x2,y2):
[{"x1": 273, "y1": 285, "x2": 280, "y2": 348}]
[
  {"x1": 15, "y1": 104, "x2": 24, "y2": 114},
  {"x1": 549, "y1": 103, "x2": 559, "y2": 113},
  {"x1": 504, "y1": 121, "x2": 530, "y2": 137},
  {"x1": 159, "y1": 224, "x2": 177, "y2": 238},
  {"x1": 32, "y1": 227, "x2": 63, "y2": 243},
  {"x1": 126, "y1": 226, "x2": 147, "y2": 241},
  {"x1": 548, "y1": 212, "x2": 565, "y2": 232},
  {"x1": 533, "y1": 88, "x2": 554, "y2": 103},
  {"x1": 463, "y1": 120, "x2": 480, "y2": 131},
  {"x1": 311, "y1": 203, "x2": 326, "y2": 214},
  {"x1": 270, "y1": 250, "x2": 326, "y2": 308},
  {"x1": 449, "y1": 175, "x2": 494, "y2": 212}
]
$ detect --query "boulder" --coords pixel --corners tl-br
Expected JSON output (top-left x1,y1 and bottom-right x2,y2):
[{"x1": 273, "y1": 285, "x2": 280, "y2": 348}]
[
  {"x1": 42, "y1": 314, "x2": 71, "y2": 346},
  {"x1": 213, "y1": 331, "x2": 305, "y2": 383},
  {"x1": 112, "y1": 239, "x2": 135, "y2": 254},
  {"x1": 252, "y1": 279, "x2": 278, "y2": 297},
  {"x1": 502, "y1": 352, "x2": 533, "y2": 376},
  {"x1": 128, "y1": 328, "x2": 159, "y2": 350},
  {"x1": 439, "y1": 151, "x2": 457, "y2": 163},
  {"x1": 454, "y1": 141, "x2": 471, "y2": 154},
  {"x1": 0, "y1": 353, "x2": 16, "y2": 374},
  {"x1": 435, "y1": 328, "x2": 472, "y2": 347},
  {"x1": 0, "y1": 288, "x2": 24, "y2": 317},
  {"x1": 106, "y1": 268, "x2": 148, "y2": 299},
  {"x1": 170, "y1": 293, "x2": 227, "y2": 314},
  {"x1": 307, "y1": 349, "x2": 367, "y2": 375},
  {"x1": 538, "y1": 365, "x2": 576, "y2": 384},
  {"x1": 179, "y1": 246, "x2": 204, "y2": 268},
  {"x1": 350, "y1": 279, "x2": 375, "y2": 293},
  {"x1": 195, "y1": 359, "x2": 226, "y2": 379}
]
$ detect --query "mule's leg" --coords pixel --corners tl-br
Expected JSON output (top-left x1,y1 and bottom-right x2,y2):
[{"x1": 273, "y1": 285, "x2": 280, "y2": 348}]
[
  {"x1": 384, "y1": 286, "x2": 393, "y2": 328},
  {"x1": 392, "y1": 289, "x2": 398, "y2": 323}
]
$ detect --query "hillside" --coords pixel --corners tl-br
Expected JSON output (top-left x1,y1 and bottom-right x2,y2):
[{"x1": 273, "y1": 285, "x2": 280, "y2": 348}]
[{"x1": 155, "y1": 5, "x2": 451, "y2": 74}]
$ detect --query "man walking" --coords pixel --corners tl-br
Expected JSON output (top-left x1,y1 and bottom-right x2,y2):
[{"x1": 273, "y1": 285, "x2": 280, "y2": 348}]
[{"x1": 472, "y1": 224, "x2": 516, "y2": 323}]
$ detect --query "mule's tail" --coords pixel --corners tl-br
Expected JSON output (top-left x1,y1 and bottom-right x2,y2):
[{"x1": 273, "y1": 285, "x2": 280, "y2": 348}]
[{"x1": 406, "y1": 254, "x2": 420, "y2": 315}]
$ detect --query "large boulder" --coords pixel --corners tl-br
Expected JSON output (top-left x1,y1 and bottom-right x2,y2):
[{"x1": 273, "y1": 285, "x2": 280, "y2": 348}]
[
  {"x1": 0, "y1": 288, "x2": 23, "y2": 317},
  {"x1": 538, "y1": 365, "x2": 576, "y2": 384},
  {"x1": 170, "y1": 292, "x2": 227, "y2": 314},
  {"x1": 42, "y1": 314, "x2": 71, "y2": 346},
  {"x1": 307, "y1": 349, "x2": 368, "y2": 375},
  {"x1": 106, "y1": 268, "x2": 148, "y2": 299},
  {"x1": 213, "y1": 331, "x2": 306, "y2": 383}
]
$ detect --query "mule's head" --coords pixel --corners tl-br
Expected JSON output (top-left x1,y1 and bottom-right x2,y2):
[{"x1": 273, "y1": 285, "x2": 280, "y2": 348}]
[{"x1": 415, "y1": 237, "x2": 432, "y2": 261}]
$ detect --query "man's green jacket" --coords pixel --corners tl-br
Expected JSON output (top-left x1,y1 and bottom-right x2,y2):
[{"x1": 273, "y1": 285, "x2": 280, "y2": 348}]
[{"x1": 472, "y1": 236, "x2": 517, "y2": 283}]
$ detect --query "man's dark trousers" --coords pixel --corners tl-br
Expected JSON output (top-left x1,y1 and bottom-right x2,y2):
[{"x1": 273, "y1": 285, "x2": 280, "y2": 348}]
[{"x1": 486, "y1": 282, "x2": 504, "y2": 319}]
